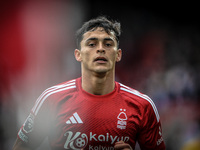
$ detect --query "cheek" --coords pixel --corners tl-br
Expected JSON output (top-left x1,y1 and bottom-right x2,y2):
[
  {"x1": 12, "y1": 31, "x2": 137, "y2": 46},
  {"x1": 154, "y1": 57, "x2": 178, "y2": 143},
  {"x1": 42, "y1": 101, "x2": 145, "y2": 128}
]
[
  {"x1": 110, "y1": 52, "x2": 118, "y2": 61},
  {"x1": 81, "y1": 51, "x2": 93, "y2": 61}
]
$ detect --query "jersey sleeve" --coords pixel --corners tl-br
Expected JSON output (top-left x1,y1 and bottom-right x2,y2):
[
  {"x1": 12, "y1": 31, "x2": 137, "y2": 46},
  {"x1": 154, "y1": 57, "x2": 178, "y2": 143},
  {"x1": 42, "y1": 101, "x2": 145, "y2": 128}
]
[
  {"x1": 138, "y1": 96, "x2": 165, "y2": 150},
  {"x1": 17, "y1": 90, "x2": 53, "y2": 148}
]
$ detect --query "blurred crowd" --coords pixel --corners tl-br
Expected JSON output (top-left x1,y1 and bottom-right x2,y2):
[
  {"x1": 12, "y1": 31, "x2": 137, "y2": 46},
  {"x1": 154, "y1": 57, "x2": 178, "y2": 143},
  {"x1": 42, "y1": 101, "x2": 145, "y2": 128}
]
[{"x1": 0, "y1": 1, "x2": 199, "y2": 150}]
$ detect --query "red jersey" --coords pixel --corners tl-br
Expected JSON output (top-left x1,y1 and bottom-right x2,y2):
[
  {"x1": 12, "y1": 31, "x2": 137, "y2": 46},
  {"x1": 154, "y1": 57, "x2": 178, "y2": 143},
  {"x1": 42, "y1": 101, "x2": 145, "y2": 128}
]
[{"x1": 18, "y1": 77, "x2": 165, "y2": 150}]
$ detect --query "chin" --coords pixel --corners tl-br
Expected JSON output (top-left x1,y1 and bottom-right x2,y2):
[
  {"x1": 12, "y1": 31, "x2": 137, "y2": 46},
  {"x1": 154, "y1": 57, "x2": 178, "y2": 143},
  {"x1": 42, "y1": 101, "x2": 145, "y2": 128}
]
[
  {"x1": 94, "y1": 67, "x2": 112, "y2": 74},
  {"x1": 94, "y1": 69, "x2": 107, "y2": 73}
]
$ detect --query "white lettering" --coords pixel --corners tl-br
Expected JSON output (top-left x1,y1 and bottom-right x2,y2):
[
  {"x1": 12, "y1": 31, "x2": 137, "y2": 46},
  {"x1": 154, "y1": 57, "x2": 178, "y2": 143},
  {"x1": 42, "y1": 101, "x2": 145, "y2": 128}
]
[
  {"x1": 124, "y1": 136, "x2": 129, "y2": 142},
  {"x1": 64, "y1": 131, "x2": 130, "y2": 149},
  {"x1": 89, "y1": 132, "x2": 129, "y2": 145},
  {"x1": 89, "y1": 145, "x2": 93, "y2": 150},
  {"x1": 110, "y1": 135, "x2": 117, "y2": 144},
  {"x1": 106, "y1": 133, "x2": 109, "y2": 141},
  {"x1": 102, "y1": 146, "x2": 106, "y2": 150},
  {"x1": 64, "y1": 131, "x2": 81, "y2": 149},
  {"x1": 98, "y1": 134, "x2": 105, "y2": 142},
  {"x1": 90, "y1": 132, "x2": 97, "y2": 141},
  {"x1": 89, "y1": 145, "x2": 115, "y2": 150}
]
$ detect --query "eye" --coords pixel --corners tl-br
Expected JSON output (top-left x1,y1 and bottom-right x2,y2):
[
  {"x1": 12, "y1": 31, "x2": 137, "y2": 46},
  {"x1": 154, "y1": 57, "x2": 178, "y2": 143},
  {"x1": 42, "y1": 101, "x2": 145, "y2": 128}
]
[
  {"x1": 105, "y1": 43, "x2": 112, "y2": 47},
  {"x1": 88, "y1": 43, "x2": 96, "y2": 47}
]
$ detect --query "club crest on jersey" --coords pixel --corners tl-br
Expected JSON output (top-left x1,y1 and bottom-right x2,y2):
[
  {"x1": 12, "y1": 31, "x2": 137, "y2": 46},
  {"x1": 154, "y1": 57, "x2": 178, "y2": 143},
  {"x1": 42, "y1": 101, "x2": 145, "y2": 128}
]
[{"x1": 117, "y1": 109, "x2": 127, "y2": 130}]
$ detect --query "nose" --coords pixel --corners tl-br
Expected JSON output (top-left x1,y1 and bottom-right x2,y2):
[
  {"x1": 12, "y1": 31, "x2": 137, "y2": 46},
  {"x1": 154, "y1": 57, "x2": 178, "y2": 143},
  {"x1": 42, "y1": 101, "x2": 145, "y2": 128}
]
[
  {"x1": 97, "y1": 49, "x2": 105, "y2": 53},
  {"x1": 97, "y1": 43, "x2": 105, "y2": 53}
]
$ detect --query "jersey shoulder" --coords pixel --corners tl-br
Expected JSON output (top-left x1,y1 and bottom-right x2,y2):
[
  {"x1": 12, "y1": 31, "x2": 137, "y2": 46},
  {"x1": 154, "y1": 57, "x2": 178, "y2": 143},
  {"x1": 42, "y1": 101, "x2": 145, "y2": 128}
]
[
  {"x1": 31, "y1": 79, "x2": 77, "y2": 116},
  {"x1": 49, "y1": 79, "x2": 77, "y2": 95},
  {"x1": 39, "y1": 79, "x2": 77, "y2": 100},
  {"x1": 118, "y1": 82, "x2": 160, "y2": 122},
  {"x1": 118, "y1": 82, "x2": 150, "y2": 103}
]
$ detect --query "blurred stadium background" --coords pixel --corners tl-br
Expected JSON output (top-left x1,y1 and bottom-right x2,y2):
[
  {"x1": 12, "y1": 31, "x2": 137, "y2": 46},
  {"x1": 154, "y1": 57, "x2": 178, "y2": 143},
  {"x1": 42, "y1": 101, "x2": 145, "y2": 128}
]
[{"x1": 0, "y1": 1, "x2": 200, "y2": 150}]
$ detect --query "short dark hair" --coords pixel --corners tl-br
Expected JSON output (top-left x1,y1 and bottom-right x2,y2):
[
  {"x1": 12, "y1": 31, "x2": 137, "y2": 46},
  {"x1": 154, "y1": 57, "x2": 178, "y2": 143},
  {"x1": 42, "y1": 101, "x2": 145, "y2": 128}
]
[{"x1": 76, "y1": 16, "x2": 121, "y2": 49}]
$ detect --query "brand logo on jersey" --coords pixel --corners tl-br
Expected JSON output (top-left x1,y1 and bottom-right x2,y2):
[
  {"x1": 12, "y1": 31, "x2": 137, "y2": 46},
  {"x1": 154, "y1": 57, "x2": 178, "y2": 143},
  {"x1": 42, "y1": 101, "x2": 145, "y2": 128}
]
[
  {"x1": 66, "y1": 112, "x2": 83, "y2": 124},
  {"x1": 63, "y1": 131, "x2": 130, "y2": 150},
  {"x1": 117, "y1": 109, "x2": 127, "y2": 130}
]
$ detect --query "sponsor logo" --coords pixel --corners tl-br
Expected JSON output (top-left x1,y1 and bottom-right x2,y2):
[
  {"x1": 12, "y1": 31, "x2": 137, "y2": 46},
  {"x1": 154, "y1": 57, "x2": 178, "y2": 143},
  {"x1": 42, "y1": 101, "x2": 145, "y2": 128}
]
[
  {"x1": 64, "y1": 131, "x2": 130, "y2": 150},
  {"x1": 64, "y1": 131, "x2": 88, "y2": 149},
  {"x1": 66, "y1": 112, "x2": 83, "y2": 124},
  {"x1": 117, "y1": 109, "x2": 127, "y2": 130},
  {"x1": 89, "y1": 145, "x2": 115, "y2": 150}
]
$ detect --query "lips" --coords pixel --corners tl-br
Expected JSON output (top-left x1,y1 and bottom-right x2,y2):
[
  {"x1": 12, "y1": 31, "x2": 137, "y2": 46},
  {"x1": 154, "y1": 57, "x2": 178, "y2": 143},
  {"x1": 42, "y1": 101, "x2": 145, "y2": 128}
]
[{"x1": 94, "y1": 56, "x2": 108, "y2": 62}]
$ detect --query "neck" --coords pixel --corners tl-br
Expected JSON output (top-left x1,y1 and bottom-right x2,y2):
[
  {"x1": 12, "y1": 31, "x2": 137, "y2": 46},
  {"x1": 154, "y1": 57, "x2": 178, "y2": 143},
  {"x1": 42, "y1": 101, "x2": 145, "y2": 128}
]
[{"x1": 81, "y1": 71, "x2": 115, "y2": 95}]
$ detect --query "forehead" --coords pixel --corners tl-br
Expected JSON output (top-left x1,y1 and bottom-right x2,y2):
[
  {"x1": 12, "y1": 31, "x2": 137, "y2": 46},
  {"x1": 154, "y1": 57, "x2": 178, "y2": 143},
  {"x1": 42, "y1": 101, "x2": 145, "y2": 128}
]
[{"x1": 82, "y1": 27, "x2": 116, "y2": 42}]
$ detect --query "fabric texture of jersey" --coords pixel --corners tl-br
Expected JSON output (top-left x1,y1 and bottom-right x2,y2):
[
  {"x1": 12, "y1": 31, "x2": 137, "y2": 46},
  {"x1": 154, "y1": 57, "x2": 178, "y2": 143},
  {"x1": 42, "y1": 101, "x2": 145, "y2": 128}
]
[{"x1": 18, "y1": 77, "x2": 165, "y2": 150}]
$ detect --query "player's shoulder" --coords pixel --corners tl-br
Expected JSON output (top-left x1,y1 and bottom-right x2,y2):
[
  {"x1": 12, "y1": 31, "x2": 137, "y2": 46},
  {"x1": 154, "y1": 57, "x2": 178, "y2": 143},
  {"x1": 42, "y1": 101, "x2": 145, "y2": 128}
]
[
  {"x1": 37, "y1": 79, "x2": 77, "y2": 103},
  {"x1": 31, "y1": 79, "x2": 78, "y2": 115},
  {"x1": 44, "y1": 78, "x2": 77, "y2": 96},
  {"x1": 118, "y1": 82, "x2": 160, "y2": 122},
  {"x1": 118, "y1": 82, "x2": 153, "y2": 106}
]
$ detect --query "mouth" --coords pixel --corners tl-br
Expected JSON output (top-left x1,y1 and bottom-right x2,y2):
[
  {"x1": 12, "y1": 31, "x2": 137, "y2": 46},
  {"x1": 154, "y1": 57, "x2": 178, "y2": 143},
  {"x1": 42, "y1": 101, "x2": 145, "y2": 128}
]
[{"x1": 94, "y1": 57, "x2": 108, "y2": 63}]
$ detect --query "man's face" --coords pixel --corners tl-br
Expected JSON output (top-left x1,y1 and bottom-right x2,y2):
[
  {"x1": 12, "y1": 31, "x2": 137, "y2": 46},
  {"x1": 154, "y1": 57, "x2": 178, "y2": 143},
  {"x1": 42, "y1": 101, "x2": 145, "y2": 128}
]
[{"x1": 75, "y1": 27, "x2": 122, "y2": 74}]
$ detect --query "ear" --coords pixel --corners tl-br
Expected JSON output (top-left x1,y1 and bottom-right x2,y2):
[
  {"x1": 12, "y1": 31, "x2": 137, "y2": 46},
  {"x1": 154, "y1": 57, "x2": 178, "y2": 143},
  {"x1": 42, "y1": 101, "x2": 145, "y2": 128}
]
[
  {"x1": 74, "y1": 49, "x2": 82, "y2": 62},
  {"x1": 116, "y1": 49, "x2": 122, "y2": 62}
]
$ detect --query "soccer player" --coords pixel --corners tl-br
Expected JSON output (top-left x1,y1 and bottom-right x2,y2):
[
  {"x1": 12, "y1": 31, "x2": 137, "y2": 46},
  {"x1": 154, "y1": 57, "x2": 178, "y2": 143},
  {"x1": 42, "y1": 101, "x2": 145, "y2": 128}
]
[{"x1": 13, "y1": 16, "x2": 165, "y2": 150}]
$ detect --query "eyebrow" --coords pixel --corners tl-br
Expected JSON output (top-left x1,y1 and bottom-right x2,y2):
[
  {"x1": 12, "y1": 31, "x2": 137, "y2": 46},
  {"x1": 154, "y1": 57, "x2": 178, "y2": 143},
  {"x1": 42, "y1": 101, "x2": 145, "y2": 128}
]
[{"x1": 85, "y1": 37, "x2": 114, "y2": 42}]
